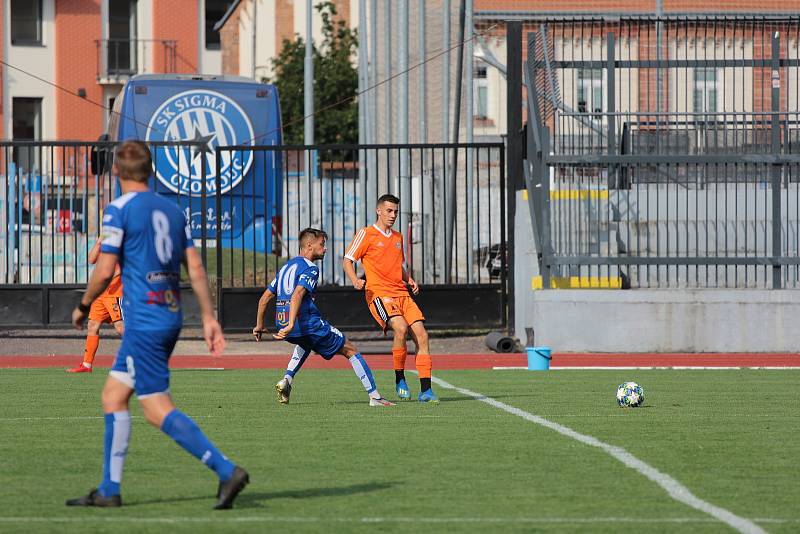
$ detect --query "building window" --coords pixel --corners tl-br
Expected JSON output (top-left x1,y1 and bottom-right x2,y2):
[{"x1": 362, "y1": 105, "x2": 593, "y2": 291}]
[
  {"x1": 693, "y1": 67, "x2": 718, "y2": 113},
  {"x1": 577, "y1": 68, "x2": 603, "y2": 116},
  {"x1": 206, "y1": 1, "x2": 235, "y2": 50},
  {"x1": 107, "y1": 0, "x2": 138, "y2": 74},
  {"x1": 474, "y1": 65, "x2": 489, "y2": 119},
  {"x1": 12, "y1": 98, "x2": 43, "y2": 172},
  {"x1": 11, "y1": 0, "x2": 43, "y2": 45}
]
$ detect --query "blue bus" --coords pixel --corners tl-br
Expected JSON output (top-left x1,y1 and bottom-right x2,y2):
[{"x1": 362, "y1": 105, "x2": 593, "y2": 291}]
[{"x1": 105, "y1": 74, "x2": 282, "y2": 253}]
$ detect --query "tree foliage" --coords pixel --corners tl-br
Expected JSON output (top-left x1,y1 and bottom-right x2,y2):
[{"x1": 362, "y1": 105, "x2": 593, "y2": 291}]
[{"x1": 269, "y1": 2, "x2": 358, "y2": 145}]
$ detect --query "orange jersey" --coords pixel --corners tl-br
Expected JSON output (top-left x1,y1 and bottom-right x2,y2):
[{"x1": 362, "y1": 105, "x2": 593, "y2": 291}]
[
  {"x1": 345, "y1": 225, "x2": 407, "y2": 297},
  {"x1": 103, "y1": 272, "x2": 123, "y2": 298}
]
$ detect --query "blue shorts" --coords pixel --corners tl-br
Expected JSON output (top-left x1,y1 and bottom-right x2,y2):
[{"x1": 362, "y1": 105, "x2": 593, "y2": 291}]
[
  {"x1": 287, "y1": 322, "x2": 345, "y2": 359},
  {"x1": 110, "y1": 328, "x2": 180, "y2": 397}
]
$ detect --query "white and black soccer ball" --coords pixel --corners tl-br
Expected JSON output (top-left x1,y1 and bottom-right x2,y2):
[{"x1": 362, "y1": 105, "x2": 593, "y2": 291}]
[{"x1": 616, "y1": 381, "x2": 644, "y2": 407}]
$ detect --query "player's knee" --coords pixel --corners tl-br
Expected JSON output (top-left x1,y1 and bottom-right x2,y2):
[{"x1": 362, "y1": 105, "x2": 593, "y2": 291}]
[
  {"x1": 415, "y1": 328, "x2": 429, "y2": 347},
  {"x1": 101, "y1": 388, "x2": 127, "y2": 413},
  {"x1": 391, "y1": 322, "x2": 408, "y2": 339},
  {"x1": 114, "y1": 321, "x2": 125, "y2": 336},
  {"x1": 87, "y1": 319, "x2": 102, "y2": 335}
]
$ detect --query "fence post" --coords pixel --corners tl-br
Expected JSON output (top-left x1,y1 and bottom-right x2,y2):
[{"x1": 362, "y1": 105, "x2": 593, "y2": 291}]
[
  {"x1": 506, "y1": 20, "x2": 522, "y2": 330},
  {"x1": 606, "y1": 32, "x2": 617, "y2": 188},
  {"x1": 771, "y1": 32, "x2": 782, "y2": 289},
  {"x1": 215, "y1": 147, "x2": 224, "y2": 325}
]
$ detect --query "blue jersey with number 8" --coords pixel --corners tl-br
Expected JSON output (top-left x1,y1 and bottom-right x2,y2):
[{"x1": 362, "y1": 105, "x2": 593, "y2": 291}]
[{"x1": 100, "y1": 191, "x2": 192, "y2": 330}]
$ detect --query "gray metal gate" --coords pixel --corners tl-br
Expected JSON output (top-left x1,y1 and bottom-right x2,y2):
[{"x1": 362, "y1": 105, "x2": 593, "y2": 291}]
[{"x1": 524, "y1": 15, "x2": 800, "y2": 289}]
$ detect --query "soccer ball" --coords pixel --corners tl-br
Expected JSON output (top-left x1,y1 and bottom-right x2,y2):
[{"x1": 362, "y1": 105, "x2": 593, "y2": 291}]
[{"x1": 616, "y1": 381, "x2": 644, "y2": 407}]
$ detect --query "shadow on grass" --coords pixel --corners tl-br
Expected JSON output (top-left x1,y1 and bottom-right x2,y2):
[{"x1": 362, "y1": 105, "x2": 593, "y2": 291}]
[
  {"x1": 236, "y1": 481, "x2": 394, "y2": 508},
  {"x1": 127, "y1": 482, "x2": 393, "y2": 508}
]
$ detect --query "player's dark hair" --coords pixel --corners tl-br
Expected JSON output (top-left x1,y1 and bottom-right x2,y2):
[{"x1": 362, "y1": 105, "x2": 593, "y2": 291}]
[
  {"x1": 114, "y1": 140, "x2": 152, "y2": 183},
  {"x1": 299, "y1": 227, "x2": 328, "y2": 248},
  {"x1": 377, "y1": 194, "x2": 400, "y2": 207}
]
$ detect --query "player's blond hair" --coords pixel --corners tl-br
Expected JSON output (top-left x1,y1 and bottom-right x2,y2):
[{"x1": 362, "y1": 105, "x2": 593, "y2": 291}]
[{"x1": 114, "y1": 140, "x2": 152, "y2": 183}]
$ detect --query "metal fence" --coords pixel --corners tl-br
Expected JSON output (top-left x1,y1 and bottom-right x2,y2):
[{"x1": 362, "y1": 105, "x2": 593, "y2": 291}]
[
  {"x1": 524, "y1": 15, "x2": 800, "y2": 288},
  {"x1": 214, "y1": 143, "x2": 506, "y2": 289},
  {"x1": 1, "y1": 141, "x2": 505, "y2": 288}
]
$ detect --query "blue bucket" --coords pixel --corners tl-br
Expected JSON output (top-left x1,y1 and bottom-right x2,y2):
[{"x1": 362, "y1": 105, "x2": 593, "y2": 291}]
[{"x1": 527, "y1": 347, "x2": 552, "y2": 370}]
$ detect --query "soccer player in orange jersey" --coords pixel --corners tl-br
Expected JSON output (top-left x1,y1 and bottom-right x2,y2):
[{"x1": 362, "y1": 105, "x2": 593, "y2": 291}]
[
  {"x1": 343, "y1": 194, "x2": 438, "y2": 402},
  {"x1": 66, "y1": 236, "x2": 124, "y2": 373}
]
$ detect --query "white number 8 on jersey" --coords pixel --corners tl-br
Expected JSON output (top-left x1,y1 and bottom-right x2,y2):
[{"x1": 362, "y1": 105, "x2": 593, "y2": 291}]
[{"x1": 152, "y1": 210, "x2": 173, "y2": 264}]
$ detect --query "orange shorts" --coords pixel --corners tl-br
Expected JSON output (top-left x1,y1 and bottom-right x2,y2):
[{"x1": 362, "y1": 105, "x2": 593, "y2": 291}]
[
  {"x1": 88, "y1": 296, "x2": 123, "y2": 324},
  {"x1": 366, "y1": 294, "x2": 425, "y2": 331}
]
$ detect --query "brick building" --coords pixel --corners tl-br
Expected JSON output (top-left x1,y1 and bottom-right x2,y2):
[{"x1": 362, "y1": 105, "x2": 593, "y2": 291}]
[
  {"x1": 1, "y1": 0, "x2": 232, "y2": 143},
  {"x1": 214, "y1": 0, "x2": 356, "y2": 80}
]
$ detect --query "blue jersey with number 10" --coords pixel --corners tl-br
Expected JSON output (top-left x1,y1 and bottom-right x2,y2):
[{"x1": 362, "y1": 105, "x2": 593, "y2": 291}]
[
  {"x1": 270, "y1": 256, "x2": 324, "y2": 337},
  {"x1": 100, "y1": 191, "x2": 192, "y2": 330}
]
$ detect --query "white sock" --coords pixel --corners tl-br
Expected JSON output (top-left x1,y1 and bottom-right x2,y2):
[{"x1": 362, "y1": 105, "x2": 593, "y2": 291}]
[
  {"x1": 283, "y1": 374, "x2": 293, "y2": 385},
  {"x1": 348, "y1": 354, "x2": 381, "y2": 398}
]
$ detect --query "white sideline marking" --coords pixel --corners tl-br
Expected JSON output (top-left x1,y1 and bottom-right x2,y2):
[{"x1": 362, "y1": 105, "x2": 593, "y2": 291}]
[
  {"x1": 431, "y1": 376, "x2": 767, "y2": 534},
  {"x1": 493, "y1": 366, "x2": 800, "y2": 370},
  {"x1": 0, "y1": 516, "x2": 793, "y2": 525}
]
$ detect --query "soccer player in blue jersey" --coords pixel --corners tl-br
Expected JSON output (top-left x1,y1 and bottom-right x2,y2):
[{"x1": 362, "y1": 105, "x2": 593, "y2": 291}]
[
  {"x1": 252, "y1": 228, "x2": 394, "y2": 407},
  {"x1": 67, "y1": 141, "x2": 248, "y2": 509}
]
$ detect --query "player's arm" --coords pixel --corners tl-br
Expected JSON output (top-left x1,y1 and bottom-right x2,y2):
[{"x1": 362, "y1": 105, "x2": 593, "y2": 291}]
[
  {"x1": 183, "y1": 247, "x2": 225, "y2": 356},
  {"x1": 342, "y1": 258, "x2": 365, "y2": 290},
  {"x1": 274, "y1": 285, "x2": 306, "y2": 340},
  {"x1": 402, "y1": 248, "x2": 419, "y2": 295},
  {"x1": 72, "y1": 251, "x2": 118, "y2": 329},
  {"x1": 88, "y1": 236, "x2": 102, "y2": 265},
  {"x1": 253, "y1": 288, "x2": 275, "y2": 341},
  {"x1": 343, "y1": 230, "x2": 367, "y2": 290}
]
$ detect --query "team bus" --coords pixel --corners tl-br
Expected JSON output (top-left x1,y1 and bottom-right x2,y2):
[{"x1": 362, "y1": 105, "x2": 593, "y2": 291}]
[{"x1": 103, "y1": 74, "x2": 283, "y2": 253}]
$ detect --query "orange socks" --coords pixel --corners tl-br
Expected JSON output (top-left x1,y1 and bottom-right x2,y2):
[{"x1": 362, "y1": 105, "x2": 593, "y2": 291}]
[
  {"x1": 415, "y1": 353, "x2": 432, "y2": 379},
  {"x1": 83, "y1": 335, "x2": 100, "y2": 367},
  {"x1": 392, "y1": 347, "x2": 407, "y2": 371}
]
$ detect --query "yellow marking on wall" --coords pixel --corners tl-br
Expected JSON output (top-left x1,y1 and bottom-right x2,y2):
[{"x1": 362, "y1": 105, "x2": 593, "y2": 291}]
[
  {"x1": 550, "y1": 190, "x2": 609, "y2": 200},
  {"x1": 532, "y1": 275, "x2": 622, "y2": 289},
  {"x1": 521, "y1": 189, "x2": 609, "y2": 201}
]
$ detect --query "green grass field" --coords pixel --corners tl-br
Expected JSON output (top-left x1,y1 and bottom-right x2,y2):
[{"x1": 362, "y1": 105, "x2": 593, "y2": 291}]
[{"x1": 2, "y1": 369, "x2": 799, "y2": 533}]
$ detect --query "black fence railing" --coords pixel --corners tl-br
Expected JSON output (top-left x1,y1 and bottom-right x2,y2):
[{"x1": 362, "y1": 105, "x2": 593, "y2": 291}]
[{"x1": 1, "y1": 141, "x2": 507, "y2": 330}]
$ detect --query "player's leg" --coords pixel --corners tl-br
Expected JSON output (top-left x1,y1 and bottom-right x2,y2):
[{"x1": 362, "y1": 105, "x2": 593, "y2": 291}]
[
  {"x1": 112, "y1": 320, "x2": 124, "y2": 336},
  {"x1": 133, "y1": 328, "x2": 247, "y2": 508},
  {"x1": 67, "y1": 302, "x2": 106, "y2": 372},
  {"x1": 65, "y1": 371, "x2": 133, "y2": 507},
  {"x1": 325, "y1": 329, "x2": 393, "y2": 406},
  {"x1": 386, "y1": 315, "x2": 412, "y2": 399},
  {"x1": 368, "y1": 296, "x2": 409, "y2": 396},
  {"x1": 409, "y1": 320, "x2": 438, "y2": 403},
  {"x1": 275, "y1": 344, "x2": 311, "y2": 404}
]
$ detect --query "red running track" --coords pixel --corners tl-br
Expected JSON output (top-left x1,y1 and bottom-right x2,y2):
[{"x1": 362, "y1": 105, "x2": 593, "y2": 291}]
[{"x1": 3, "y1": 353, "x2": 800, "y2": 369}]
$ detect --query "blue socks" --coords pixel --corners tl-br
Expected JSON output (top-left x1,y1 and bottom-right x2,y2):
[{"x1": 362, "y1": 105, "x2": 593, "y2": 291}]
[
  {"x1": 98, "y1": 411, "x2": 131, "y2": 497},
  {"x1": 161, "y1": 409, "x2": 235, "y2": 482}
]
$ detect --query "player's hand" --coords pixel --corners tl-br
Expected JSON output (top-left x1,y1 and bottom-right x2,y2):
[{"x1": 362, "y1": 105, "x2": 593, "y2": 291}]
[
  {"x1": 72, "y1": 307, "x2": 87, "y2": 330},
  {"x1": 352, "y1": 278, "x2": 366, "y2": 290},
  {"x1": 203, "y1": 317, "x2": 226, "y2": 356},
  {"x1": 407, "y1": 277, "x2": 419, "y2": 295},
  {"x1": 252, "y1": 326, "x2": 266, "y2": 342},
  {"x1": 273, "y1": 324, "x2": 293, "y2": 340}
]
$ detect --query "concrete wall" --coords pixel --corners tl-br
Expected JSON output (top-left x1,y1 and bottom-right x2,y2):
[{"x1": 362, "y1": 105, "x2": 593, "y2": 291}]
[
  {"x1": 522, "y1": 288, "x2": 800, "y2": 353},
  {"x1": 514, "y1": 190, "x2": 800, "y2": 353}
]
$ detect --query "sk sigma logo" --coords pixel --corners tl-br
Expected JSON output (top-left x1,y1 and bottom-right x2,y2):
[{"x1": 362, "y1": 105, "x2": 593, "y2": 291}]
[{"x1": 146, "y1": 90, "x2": 255, "y2": 196}]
